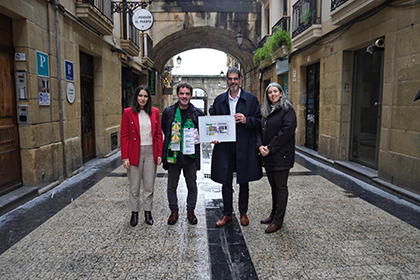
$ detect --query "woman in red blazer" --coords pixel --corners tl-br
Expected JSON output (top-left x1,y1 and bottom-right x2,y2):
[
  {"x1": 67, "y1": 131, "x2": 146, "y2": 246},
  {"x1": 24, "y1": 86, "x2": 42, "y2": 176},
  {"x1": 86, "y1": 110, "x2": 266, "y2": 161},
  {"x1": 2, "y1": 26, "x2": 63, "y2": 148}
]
[{"x1": 120, "y1": 85, "x2": 162, "y2": 227}]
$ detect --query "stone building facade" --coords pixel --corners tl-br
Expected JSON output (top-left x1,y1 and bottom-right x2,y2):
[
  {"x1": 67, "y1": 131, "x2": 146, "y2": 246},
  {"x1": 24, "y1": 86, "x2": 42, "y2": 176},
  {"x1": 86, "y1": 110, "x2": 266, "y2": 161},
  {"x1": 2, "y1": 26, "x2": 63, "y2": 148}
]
[
  {"x1": 0, "y1": 0, "x2": 262, "y2": 202},
  {"x1": 255, "y1": 0, "x2": 420, "y2": 198},
  {"x1": 0, "y1": 0, "x2": 157, "y2": 196}
]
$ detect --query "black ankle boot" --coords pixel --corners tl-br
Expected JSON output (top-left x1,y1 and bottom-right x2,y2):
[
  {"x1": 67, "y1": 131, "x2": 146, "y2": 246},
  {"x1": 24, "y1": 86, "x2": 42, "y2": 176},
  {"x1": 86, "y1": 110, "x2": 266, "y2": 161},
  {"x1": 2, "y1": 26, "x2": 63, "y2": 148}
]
[
  {"x1": 145, "y1": 211, "x2": 153, "y2": 225},
  {"x1": 130, "y1": 211, "x2": 138, "y2": 227}
]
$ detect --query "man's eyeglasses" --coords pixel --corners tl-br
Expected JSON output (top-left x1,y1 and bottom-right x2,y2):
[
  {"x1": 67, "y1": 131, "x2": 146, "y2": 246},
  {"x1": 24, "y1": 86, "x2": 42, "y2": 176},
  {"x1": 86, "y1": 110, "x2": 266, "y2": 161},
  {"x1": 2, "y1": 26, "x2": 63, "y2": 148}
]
[{"x1": 227, "y1": 77, "x2": 239, "y2": 81}]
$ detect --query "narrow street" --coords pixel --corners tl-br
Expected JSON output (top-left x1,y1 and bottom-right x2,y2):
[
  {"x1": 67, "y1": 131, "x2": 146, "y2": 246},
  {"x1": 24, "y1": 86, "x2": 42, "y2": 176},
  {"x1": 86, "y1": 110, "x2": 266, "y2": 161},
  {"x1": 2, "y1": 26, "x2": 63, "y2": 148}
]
[{"x1": 1, "y1": 148, "x2": 419, "y2": 279}]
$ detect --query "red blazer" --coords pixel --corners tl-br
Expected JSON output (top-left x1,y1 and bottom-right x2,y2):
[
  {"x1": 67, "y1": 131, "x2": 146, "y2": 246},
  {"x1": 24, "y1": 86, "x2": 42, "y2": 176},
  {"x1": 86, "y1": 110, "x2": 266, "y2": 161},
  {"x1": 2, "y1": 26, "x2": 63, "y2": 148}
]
[{"x1": 120, "y1": 107, "x2": 163, "y2": 166}]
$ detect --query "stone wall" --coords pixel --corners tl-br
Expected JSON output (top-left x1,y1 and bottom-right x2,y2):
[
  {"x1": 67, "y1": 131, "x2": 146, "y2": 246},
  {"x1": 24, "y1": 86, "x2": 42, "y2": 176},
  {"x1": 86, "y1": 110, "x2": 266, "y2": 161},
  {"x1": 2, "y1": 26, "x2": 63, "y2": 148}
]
[
  {"x1": 1, "y1": 0, "x2": 123, "y2": 188},
  {"x1": 289, "y1": 6, "x2": 420, "y2": 193}
]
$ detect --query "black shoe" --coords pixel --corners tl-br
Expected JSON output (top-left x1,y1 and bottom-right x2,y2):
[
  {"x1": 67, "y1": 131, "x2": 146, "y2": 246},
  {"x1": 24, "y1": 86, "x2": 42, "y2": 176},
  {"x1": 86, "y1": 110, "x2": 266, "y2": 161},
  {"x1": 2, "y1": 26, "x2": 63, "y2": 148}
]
[
  {"x1": 260, "y1": 216, "x2": 274, "y2": 224},
  {"x1": 265, "y1": 223, "x2": 280, "y2": 233},
  {"x1": 167, "y1": 212, "x2": 178, "y2": 225},
  {"x1": 187, "y1": 211, "x2": 198, "y2": 225},
  {"x1": 145, "y1": 211, "x2": 153, "y2": 225},
  {"x1": 130, "y1": 211, "x2": 138, "y2": 227}
]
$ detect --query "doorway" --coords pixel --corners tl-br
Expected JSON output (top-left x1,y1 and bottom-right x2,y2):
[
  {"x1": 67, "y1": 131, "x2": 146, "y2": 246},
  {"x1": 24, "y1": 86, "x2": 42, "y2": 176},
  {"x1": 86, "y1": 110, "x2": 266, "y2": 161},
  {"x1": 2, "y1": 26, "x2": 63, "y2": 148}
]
[
  {"x1": 350, "y1": 48, "x2": 383, "y2": 168},
  {"x1": 80, "y1": 52, "x2": 96, "y2": 163},
  {"x1": 305, "y1": 62, "x2": 320, "y2": 151},
  {"x1": 0, "y1": 14, "x2": 22, "y2": 194}
]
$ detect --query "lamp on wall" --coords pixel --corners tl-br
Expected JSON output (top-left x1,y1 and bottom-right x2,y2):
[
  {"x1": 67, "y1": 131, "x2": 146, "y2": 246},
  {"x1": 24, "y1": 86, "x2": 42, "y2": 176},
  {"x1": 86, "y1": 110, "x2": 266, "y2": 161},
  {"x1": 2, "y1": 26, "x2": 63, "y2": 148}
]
[
  {"x1": 235, "y1": 32, "x2": 257, "y2": 53},
  {"x1": 366, "y1": 38, "x2": 385, "y2": 54},
  {"x1": 176, "y1": 56, "x2": 182, "y2": 66}
]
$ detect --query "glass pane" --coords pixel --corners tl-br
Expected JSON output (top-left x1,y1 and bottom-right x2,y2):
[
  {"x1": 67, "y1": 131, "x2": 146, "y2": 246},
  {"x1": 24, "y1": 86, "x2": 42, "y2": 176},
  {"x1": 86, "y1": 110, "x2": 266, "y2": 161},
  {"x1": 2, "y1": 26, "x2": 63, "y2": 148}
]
[{"x1": 351, "y1": 49, "x2": 382, "y2": 167}]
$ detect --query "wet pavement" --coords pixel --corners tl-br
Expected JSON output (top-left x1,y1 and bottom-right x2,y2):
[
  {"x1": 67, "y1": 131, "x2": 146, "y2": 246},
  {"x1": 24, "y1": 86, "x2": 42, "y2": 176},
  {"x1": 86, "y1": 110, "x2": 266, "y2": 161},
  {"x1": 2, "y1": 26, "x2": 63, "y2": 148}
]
[{"x1": 0, "y1": 150, "x2": 420, "y2": 279}]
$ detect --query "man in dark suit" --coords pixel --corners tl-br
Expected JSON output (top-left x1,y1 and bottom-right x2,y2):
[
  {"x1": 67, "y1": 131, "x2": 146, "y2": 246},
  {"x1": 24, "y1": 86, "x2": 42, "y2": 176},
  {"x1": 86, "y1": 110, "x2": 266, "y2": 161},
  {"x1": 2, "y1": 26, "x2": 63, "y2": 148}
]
[{"x1": 210, "y1": 67, "x2": 262, "y2": 227}]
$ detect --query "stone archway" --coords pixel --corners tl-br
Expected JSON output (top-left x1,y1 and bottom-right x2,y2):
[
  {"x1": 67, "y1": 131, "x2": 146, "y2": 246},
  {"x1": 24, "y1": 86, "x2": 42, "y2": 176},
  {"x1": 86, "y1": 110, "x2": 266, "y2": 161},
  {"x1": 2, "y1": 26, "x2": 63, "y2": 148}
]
[
  {"x1": 153, "y1": 27, "x2": 256, "y2": 74},
  {"x1": 149, "y1": 0, "x2": 261, "y2": 74}
]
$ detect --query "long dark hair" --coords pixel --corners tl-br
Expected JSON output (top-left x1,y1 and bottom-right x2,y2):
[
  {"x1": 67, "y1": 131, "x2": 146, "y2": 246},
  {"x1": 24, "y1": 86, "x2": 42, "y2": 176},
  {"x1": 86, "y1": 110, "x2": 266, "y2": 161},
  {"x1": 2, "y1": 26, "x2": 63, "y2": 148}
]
[{"x1": 131, "y1": 85, "x2": 152, "y2": 115}]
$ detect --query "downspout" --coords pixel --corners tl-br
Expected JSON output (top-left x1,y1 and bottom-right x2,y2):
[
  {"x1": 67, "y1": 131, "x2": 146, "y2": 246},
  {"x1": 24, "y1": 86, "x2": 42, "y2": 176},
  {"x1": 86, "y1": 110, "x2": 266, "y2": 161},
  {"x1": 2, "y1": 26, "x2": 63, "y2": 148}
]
[{"x1": 52, "y1": 0, "x2": 67, "y2": 180}]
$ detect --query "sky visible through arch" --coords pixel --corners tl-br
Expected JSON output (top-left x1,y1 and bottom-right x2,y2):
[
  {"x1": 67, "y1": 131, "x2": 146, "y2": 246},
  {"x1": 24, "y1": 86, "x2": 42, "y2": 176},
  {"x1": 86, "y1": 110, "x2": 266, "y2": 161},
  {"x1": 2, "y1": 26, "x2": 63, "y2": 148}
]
[{"x1": 172, "y1": 48, "x2": 228, "y2": 76}]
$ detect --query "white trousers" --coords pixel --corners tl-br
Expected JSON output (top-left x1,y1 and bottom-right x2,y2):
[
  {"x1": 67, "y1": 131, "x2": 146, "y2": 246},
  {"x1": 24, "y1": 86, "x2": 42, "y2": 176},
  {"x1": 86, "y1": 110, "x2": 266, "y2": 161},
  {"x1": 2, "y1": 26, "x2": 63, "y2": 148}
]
[{"x1": 127, "y1": 145, "x2": 156, "y2": 212}]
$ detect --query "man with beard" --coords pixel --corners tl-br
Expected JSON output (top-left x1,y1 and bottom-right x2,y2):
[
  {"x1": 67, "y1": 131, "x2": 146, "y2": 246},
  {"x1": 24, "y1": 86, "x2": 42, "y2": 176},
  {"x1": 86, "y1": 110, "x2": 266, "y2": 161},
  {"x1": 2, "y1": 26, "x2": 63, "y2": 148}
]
[
  {"x1": 162, "y1": 83, "x2": 204, "y2": 225},
  {"x1": 210, "y1": 67, "x2": 262, "y2": 227}
]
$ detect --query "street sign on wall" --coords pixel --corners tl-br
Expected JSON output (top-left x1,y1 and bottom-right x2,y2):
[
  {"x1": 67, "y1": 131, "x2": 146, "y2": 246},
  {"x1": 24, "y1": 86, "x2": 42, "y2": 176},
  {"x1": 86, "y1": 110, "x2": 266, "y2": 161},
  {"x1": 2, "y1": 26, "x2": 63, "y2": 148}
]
[
  {"x1": 65, "y1": 60, "x2": 74, "y2": 81},
  {"x1": 132, "y1": 9, "x2": 154, "y2": 31},
  {"x1": 36, "y1": 51, "x2": 49, "y2": 77}
]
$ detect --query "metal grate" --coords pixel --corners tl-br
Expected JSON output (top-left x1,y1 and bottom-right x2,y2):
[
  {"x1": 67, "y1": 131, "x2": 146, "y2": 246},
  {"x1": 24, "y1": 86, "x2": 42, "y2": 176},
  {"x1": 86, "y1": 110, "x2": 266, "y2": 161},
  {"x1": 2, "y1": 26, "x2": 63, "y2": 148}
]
[{"x1": 0, "y1": 125, "x2": 14, "y2": 143}]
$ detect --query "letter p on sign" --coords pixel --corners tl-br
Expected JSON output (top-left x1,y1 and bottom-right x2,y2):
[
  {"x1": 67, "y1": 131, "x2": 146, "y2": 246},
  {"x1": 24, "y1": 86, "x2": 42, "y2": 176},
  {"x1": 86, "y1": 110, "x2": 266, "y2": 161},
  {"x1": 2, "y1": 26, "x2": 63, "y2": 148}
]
[{"x1": 36, "y1": 51, "x2": 49, "y2": 77}]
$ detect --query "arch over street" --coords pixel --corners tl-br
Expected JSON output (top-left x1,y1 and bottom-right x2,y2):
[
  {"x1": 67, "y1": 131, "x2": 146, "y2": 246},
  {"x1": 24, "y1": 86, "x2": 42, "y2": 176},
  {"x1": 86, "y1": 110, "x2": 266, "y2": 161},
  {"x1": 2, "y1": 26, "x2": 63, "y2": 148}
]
[
  {"x1": 148, "y1": 0, "x2": 261, "y2": 74},
  {"x1": 153, "y1": 27, "x2": 256, "y2": 74}
]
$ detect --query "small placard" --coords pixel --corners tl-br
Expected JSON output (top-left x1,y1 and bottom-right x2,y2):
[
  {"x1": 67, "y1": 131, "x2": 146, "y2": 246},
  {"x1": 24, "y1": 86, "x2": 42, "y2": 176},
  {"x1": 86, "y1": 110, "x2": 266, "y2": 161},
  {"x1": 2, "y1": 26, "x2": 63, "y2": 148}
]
[
  {"x1": 38, "y1": 78, "x2": 50, "y2": 106},
  {"x1": 15, "y1": 53, "x2": 26, "y2": 61},
  {"x1": 67, "y1": 83, "x2": 75, "y2": 104},
  {"x1": 39, "y1": 92, "x2": 51, "y2": 106},
  {"x1": 132, "y1": 9, "x2": 154, "y2": 31},
  {"x1": 163, "y1": 88, "x2": 173, "y2": 95}
]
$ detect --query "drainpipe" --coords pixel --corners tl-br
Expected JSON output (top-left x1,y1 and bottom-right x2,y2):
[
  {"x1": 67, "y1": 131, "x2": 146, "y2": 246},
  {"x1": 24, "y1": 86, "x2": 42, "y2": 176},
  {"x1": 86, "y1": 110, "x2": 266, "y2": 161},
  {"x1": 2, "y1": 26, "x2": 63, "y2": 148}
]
[{"x1": 52, "y1": 0, "x2": 67, "y2": 180}]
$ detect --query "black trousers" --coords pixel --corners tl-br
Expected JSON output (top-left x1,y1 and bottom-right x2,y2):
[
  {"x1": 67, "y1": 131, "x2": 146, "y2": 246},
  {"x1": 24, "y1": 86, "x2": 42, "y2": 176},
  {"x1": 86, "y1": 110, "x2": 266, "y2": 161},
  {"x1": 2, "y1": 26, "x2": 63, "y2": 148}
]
[
  {"x1": 265, "y1": 168, "x2": 290, "y2": 227},
  {"x1": 167, "y1": 162, "x2": 197, "y2": 212},
  {"x1": 221, "y1": 142, "x2": 249, "y2": 216}
]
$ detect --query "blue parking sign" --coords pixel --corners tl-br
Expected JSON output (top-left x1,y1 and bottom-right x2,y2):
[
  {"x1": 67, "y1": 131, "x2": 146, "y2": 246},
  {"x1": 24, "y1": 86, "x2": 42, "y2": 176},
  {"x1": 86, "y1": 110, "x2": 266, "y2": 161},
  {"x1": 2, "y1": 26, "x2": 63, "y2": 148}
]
[
  {"x1": 65, "y1": 60, "x2": 74, "y2": 81},
  {"x1": 36, "y1": 51, "x2": 49, "y2": 77}
]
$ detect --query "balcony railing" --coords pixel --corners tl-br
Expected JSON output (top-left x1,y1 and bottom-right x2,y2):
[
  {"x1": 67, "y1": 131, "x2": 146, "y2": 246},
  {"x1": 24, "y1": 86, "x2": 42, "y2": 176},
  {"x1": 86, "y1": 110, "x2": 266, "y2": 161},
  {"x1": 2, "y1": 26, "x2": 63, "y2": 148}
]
[
  {"x1": 120, "y1": 14, "x2": 140, "y2": 56},
  {"x1": 272, "y1": 16, "x2": 290, "y2": 33},
  {"x1": 331, "y1": 0, "x2": 348, "y2": 11},
  {"x1": 123, "y1": 15, "x2": 140, "y2": 47},
  {"x1": 80, "y1": 0, "x2": 113, "y2": 23},
  {"x1": 76, "y1": 0, "x2": 114, "y2": 35},
  {"x1": 258, "y1": 35, "x2": 269, "y2": 49},
  {"x1": 141, "y1": 33, "x2": 154, "y2": 67},
  {"x1": 292, "y1": 0, "x2": 321, "y2": 38},
  {"x1": 330, "y1": 0, "x2": 386, "y2": 25}
]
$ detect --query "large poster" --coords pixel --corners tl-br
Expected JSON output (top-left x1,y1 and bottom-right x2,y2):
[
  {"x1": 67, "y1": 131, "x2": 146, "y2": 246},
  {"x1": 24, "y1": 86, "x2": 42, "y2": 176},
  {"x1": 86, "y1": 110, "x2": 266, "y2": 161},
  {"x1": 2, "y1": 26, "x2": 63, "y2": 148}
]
[{"x1": 198, "y1": 115, "x2": 236, "y2": 142}]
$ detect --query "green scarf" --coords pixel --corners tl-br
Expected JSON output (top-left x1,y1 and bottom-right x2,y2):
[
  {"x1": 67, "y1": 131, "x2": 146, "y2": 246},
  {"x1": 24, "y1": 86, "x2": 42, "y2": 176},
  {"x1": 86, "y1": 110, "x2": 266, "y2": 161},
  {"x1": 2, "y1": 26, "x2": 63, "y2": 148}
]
[{"x1": 167, "y1": 106, "x2": 195, "y2": 164}]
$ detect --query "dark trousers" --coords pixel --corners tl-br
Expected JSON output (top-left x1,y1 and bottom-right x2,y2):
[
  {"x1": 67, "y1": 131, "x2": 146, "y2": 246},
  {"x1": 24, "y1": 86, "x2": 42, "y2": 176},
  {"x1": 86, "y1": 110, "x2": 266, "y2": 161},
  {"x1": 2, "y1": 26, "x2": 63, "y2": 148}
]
[
  {"x1": 265, "y1": 168, "x2": 290, "y2": 227},
  {"x1": 221, "y1": 142, "x2": 249, "y2": 216},
  {"x1": 167, "y1": 162, "x2": 197, "y2": 212}
]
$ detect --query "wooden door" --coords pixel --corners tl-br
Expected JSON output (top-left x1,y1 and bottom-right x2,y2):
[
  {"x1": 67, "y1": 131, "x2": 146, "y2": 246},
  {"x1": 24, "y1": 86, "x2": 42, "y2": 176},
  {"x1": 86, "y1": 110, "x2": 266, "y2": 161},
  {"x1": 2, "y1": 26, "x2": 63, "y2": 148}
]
[
  {"x1": 305, "y1": 62, "x2": 320, "y2": 151},
  {"x1": 350, "y1": 48, "x2": 383, "y2": 168},
  {"x1": 0, "y1": 14, "x2": 22, "y2": 194},
  {"x1": 81, "y1": 77, "x2": 95, "y2": 163}
]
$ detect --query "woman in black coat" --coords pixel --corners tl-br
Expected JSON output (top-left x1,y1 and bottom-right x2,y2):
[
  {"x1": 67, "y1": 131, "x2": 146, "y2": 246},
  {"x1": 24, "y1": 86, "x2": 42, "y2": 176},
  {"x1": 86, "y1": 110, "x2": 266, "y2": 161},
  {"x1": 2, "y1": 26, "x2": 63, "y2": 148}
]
[{"x1": 256, "y1": 82, "x2": 297, "y2": 233}]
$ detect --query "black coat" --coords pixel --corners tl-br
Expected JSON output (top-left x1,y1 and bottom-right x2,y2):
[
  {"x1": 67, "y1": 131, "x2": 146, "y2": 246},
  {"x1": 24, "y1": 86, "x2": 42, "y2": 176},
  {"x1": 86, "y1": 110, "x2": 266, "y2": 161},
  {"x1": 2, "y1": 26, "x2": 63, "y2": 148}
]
[
  {"x1": 256, "y1": 106, "x2": 297, "y2": 169},
  {"x1": 161, "y1": 102, "x2": 204, "y2": 170},
  {"x1": 210, "y1": 89, "x2": 263, "y2": 184}
]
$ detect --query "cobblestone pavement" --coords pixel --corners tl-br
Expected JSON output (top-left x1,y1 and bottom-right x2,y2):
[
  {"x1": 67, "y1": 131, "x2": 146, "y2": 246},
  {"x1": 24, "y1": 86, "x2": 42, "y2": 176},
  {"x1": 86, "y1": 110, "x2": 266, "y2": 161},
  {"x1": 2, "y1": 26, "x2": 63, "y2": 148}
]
[{"x1": 0, "y1": 152, "x2": 419, "y2": 279}]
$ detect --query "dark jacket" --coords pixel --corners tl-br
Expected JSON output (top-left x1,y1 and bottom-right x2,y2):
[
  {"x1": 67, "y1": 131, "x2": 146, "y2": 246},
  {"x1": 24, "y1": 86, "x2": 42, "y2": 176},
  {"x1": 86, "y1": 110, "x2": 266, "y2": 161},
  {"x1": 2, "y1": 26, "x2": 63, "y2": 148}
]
[
  {"x1": 210, "y1": 89, "x2": 263, "y2": 184},
  {"x1": 161, "y1": 102, "x2": 204, "y2": 170},
  {"x1": 256, "y1": 106, "x2": 297, "y2": 169}
]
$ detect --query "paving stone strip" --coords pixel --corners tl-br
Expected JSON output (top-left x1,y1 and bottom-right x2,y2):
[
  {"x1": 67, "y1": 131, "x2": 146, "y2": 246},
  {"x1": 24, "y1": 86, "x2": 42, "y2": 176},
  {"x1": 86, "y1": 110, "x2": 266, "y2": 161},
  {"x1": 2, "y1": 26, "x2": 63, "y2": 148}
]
[{"x1": 0, "y1": 157, "x2": 419, "y2": 279}]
